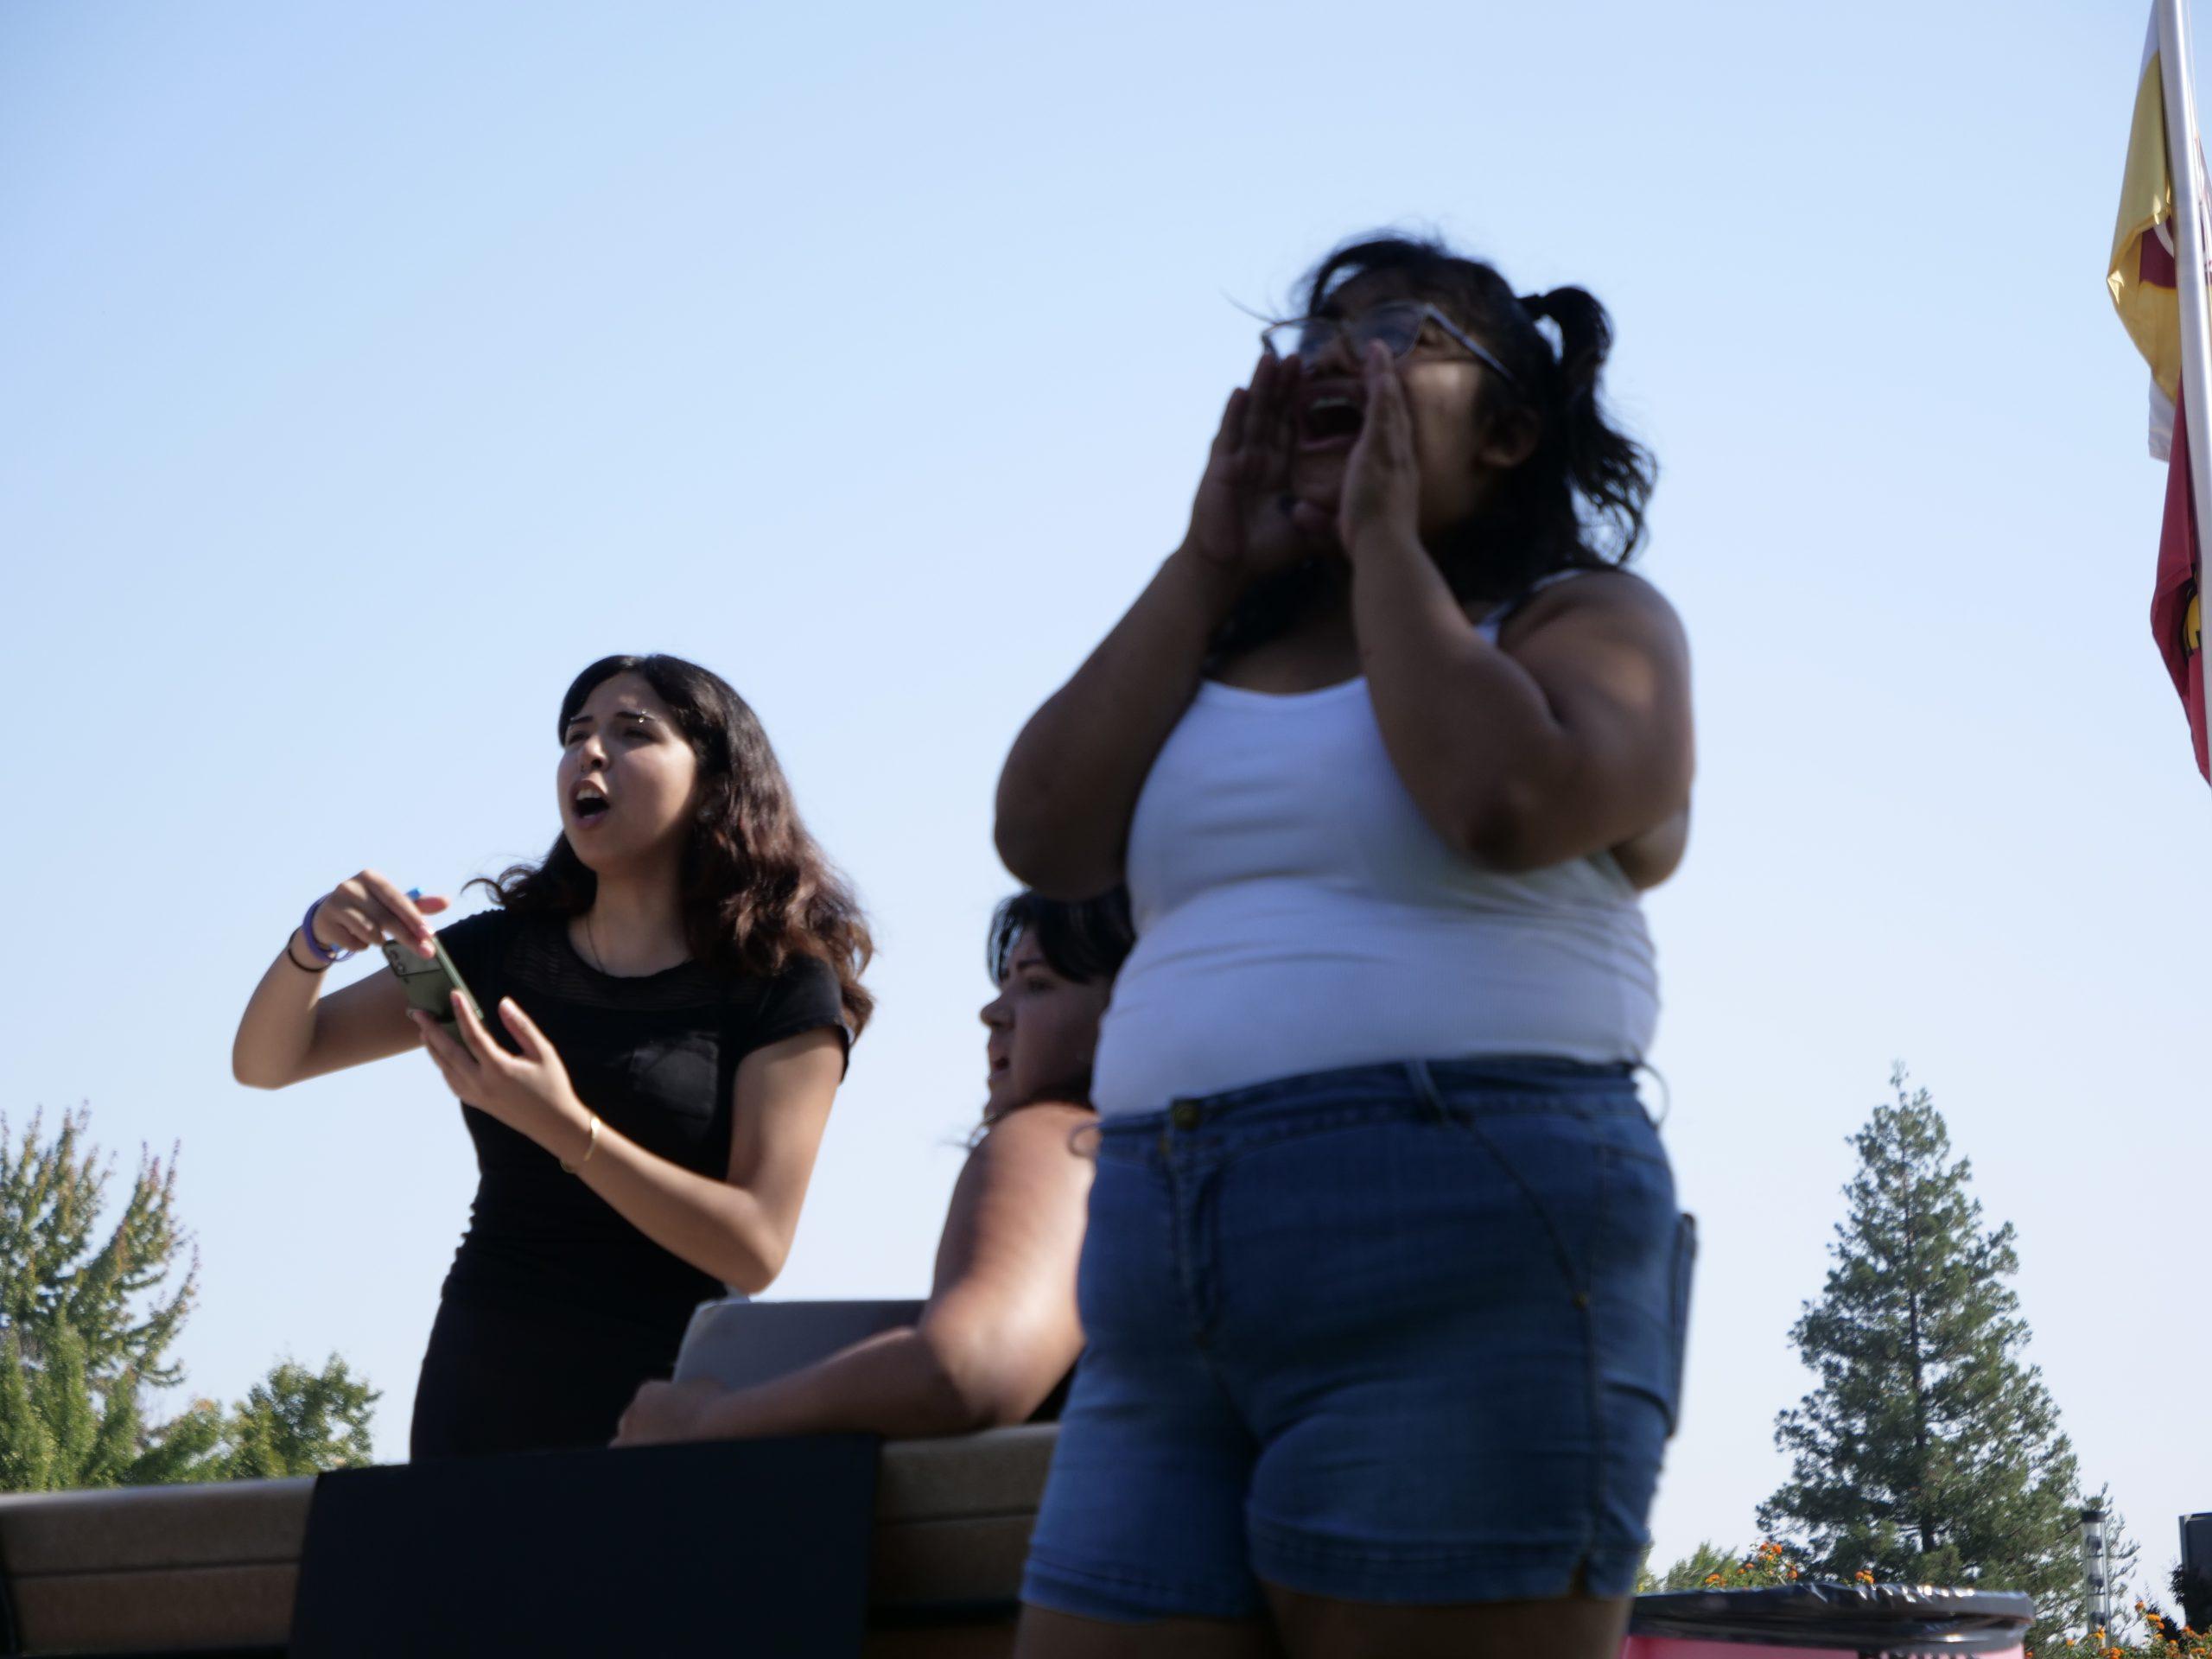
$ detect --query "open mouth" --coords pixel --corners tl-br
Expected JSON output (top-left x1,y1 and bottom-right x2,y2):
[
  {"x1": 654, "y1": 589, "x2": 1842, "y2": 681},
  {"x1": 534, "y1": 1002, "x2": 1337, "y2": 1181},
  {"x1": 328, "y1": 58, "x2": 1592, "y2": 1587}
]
[
  {"x1": 1298, "y1": 391, "x2": 1364, "y2": 449},
  {"x1": 573, "y1": 785, "x2": 612, "y2": 823}
]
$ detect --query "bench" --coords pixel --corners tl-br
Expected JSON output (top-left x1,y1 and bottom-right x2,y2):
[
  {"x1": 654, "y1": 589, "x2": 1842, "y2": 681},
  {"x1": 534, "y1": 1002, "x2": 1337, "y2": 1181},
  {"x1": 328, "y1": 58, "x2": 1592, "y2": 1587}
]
[{"x1": 0, "y1": 1426, "x2": 1051, "y2": 1656}]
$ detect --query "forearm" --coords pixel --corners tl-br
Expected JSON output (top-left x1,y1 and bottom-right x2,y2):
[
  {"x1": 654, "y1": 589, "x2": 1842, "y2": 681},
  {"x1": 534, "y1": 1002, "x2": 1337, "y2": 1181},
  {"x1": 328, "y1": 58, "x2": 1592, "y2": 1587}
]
[
  {"x1": 566, "y1": 1116, "x2": 793, "y2": 1294},
  {"x1": 687, "y1": 1326, "x2": 1007, "y2": 1440},
  {"x1": 995, "y1": 548, "x2": 1231, "y2": 897},
  {"x1": 232, "y1": 931, "x2": 330, "y2": 1089},
  {"x1": 1351, "y1": 535, "x2": 1571, "y2": 851}
]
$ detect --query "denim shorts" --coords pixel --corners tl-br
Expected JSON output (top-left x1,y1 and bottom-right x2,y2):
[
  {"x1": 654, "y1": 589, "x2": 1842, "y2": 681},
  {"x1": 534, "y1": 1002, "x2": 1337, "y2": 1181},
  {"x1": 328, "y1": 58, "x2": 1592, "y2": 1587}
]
[{"x1": 1020, "y1": 1058, "x2": 1695, "y2": 1621}]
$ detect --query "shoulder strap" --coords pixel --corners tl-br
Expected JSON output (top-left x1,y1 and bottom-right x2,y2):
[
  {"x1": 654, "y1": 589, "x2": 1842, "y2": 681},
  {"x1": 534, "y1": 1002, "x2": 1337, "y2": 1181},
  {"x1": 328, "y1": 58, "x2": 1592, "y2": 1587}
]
[{"x1": 1483, "y1": 567, "x2": 1600, "y2": 640}]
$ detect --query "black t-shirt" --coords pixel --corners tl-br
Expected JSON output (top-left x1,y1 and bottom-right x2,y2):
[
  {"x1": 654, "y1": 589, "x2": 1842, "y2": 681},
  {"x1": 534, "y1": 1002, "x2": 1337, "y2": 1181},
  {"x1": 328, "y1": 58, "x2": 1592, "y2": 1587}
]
[{"x1": 433, "y1": 907, "x2": 847, "y2": 1332}]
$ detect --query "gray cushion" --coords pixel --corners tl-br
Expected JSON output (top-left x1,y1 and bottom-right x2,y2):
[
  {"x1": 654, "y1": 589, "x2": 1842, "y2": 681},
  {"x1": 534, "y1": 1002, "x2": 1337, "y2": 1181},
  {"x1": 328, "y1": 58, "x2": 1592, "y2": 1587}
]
[{"x1": 672, "y1": 1297, "x2": 926, "y2": 1389}]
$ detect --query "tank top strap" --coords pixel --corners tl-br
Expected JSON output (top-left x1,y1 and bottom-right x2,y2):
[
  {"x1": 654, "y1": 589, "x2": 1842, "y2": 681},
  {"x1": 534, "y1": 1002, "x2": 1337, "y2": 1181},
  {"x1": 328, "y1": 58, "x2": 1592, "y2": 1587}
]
[{"x1": 1477, "y1": 567, "x2": 1601, "y2": 642}]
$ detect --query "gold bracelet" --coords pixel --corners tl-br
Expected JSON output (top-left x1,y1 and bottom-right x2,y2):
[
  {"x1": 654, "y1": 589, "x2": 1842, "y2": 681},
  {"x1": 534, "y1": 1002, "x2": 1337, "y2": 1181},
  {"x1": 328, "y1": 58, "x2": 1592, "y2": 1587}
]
[{"x1": 561, "y1": 1113, "x2": 601, "y2": 1174}]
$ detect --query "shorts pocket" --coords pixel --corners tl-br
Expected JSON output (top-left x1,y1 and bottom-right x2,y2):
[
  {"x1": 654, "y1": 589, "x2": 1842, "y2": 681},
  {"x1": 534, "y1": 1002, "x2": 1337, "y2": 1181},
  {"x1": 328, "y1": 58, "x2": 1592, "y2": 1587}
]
[{"x1": 1664, "y1": 1211, "x2": 1696, "y2": 1437}]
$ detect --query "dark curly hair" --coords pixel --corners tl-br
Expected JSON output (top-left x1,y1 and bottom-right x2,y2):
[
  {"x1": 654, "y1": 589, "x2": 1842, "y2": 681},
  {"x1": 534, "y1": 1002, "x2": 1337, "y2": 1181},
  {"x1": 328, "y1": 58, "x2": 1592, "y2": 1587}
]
[
  {"x1": 474, "y1": 653, "x2": 874, "y2": 1037},
  {"x1": 987, "y1": 887, "x2": 1135, "y2": 987},
  {"x1": 974, "y1": 888, "x2": 1135, "y2": 1131},
  {"x1": 1215, "y1": 231, "x2": 1659, "y2": 659}
]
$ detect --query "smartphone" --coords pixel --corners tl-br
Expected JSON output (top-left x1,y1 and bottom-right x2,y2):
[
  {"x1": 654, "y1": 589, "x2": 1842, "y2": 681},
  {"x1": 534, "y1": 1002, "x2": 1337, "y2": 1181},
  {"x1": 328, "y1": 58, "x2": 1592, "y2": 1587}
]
[{"x1": 381, "y1": 933, "x2": 485, "y2": 1030}]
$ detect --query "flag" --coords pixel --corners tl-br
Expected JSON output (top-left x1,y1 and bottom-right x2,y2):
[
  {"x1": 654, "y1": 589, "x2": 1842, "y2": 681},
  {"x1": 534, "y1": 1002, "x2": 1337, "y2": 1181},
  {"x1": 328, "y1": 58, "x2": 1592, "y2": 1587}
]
[
  {"x1": 2110, "y1": 8, "x2": 2209, "y2": 778},
  {"x1": 2155, "y1": 391, "x2": 2208, "y2": 777}
]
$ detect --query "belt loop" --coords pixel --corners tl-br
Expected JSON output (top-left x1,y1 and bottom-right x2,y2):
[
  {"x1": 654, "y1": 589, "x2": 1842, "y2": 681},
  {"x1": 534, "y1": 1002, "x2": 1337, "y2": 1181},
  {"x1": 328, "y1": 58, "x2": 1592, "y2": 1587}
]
[{"x1": 1404, "y1": 1058, "x2": 1450, "y2": 1123}]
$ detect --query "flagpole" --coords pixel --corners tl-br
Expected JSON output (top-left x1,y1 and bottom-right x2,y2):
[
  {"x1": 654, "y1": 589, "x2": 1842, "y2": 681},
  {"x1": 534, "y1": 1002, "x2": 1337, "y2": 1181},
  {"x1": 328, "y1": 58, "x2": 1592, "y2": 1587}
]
[{"x1": 2158, "y1": 0, "x2": 2212, "y2": 721}]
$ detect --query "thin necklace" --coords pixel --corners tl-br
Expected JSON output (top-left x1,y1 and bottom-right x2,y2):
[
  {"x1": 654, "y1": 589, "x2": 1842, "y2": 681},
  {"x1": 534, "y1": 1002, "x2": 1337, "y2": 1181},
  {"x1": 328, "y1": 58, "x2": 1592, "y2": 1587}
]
[{"x1": 582, "y1": 909, "x2": 607, "y2": 974}]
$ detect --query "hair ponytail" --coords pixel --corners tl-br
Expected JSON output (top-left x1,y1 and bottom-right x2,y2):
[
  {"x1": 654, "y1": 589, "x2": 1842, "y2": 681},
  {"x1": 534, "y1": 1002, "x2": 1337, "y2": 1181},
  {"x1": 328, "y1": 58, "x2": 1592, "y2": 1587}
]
[
  {"x1": 1519, "y1": 288, "x2": 1606, "y2": 395},
  {"x1": 1516, "y1": 283, "x2": 1650, "y2": 569}
]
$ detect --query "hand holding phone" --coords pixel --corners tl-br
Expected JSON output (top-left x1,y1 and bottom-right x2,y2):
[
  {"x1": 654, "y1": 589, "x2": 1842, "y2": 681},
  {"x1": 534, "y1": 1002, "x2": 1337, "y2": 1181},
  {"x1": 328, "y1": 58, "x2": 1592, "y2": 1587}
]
[
  {"x1": 380, "y1": 890, "x2": 484, "y2": 1029},
  {"x1": 308, "y1": 871, "x2": 448, "y2": 959}
]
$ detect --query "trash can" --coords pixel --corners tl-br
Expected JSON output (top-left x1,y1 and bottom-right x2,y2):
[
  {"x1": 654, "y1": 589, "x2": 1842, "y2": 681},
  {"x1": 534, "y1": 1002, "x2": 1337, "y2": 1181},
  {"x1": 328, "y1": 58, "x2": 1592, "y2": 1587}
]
[{"x1": 1624, "y1": 1582, "x2": 2037, "y2": 1657}]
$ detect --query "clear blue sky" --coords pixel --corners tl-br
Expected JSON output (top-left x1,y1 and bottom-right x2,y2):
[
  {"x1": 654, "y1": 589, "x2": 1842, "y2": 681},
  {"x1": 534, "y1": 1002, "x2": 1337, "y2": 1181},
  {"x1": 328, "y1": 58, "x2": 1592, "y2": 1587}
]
[{"x1": 3, "y1": 0, "x2": 2202, "y2": 1586}]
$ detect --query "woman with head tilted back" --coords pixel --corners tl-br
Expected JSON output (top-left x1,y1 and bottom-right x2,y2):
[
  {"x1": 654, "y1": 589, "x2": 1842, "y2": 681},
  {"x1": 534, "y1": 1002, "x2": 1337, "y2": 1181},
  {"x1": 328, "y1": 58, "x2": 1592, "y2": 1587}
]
[
  {"x1": 232, "y1": 654, "x2": 869, "y2": 1459},
  {"x1": 995, "y1": 236, "x2": 1695, "y2": 1658},
  {"x1": 612, "y1": 887, "x2": 1132, "y2": 1447}
]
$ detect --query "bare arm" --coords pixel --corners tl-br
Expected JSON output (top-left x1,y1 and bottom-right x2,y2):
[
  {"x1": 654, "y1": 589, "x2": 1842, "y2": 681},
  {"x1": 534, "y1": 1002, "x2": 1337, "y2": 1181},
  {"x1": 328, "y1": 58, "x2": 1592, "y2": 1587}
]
[
  {"x1": 1355, "y1": 553, "x2": 1693, "y2": 872},
  {"x1": 232, "y1": 873, "x2": 445, "y2": 1089},
  {"x1": 581, "y1": 1028, "x2": 845, "y2": 1294},
  {"x1": 995, "y1": 553, "x2": 1228, "y2": 898},
  {"x1": 1338, "y1": 345, "x2": 1693, "y2": 873},
  {"x1": 420, "y1": 1002, "x2": 844, "y2": 1294},
  {"x1": 996, "y1": 354, "x2": 1319, "y2": 898},
  {"x1": 615, "y1": 1103, "x2": 1095, "y2": 1443}
]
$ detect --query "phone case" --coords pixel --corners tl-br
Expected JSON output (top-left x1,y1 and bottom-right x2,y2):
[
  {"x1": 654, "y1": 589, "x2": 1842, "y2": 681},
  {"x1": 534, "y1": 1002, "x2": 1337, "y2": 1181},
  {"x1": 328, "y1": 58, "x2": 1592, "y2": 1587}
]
[{"x1": 380, "y1": 935, "x2": 486, "y2": 1029}]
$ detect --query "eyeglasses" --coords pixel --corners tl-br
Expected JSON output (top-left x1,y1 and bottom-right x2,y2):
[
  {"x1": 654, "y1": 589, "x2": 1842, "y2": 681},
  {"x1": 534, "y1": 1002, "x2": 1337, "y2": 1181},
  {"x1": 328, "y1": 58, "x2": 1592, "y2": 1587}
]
[{"x1": 1260, "y1": 300, "x2": 1518, "y2": 390}]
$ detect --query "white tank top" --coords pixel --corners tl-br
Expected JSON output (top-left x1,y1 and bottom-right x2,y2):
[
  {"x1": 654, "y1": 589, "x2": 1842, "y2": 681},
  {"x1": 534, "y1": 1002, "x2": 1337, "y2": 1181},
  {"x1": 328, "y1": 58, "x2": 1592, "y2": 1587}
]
[{"x1": 1090, "y1": 584, "x2": 1660, "y2": 1120}]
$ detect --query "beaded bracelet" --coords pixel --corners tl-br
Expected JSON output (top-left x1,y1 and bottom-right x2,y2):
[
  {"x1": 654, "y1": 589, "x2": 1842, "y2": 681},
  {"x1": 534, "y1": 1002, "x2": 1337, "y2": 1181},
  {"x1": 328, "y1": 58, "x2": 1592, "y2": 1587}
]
[{"x1": 300, "y1": 898, "x2": 355, "y2": 965}]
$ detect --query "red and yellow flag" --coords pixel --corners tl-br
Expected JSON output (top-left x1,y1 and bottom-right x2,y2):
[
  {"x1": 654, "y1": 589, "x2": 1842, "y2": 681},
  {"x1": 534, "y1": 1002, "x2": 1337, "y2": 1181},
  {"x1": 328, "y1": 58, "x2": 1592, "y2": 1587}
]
[
  {"x1": 2111, "y1": 10, "x2": 2209, "y2": 779},
  {"x1": 2113, "y1": 19, "x2": 2186, "y2": 432}
]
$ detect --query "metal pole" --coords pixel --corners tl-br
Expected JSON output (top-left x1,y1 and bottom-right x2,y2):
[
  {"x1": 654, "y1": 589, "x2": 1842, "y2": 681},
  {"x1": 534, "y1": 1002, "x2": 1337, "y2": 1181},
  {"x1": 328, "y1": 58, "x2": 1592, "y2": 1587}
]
[
  {"x1": 2083, "y1": 1503, "x2": 2113, "y2": 1635},
  {"x1": 2156, "y1": 0, "x2": 2212, "y2": 721}
]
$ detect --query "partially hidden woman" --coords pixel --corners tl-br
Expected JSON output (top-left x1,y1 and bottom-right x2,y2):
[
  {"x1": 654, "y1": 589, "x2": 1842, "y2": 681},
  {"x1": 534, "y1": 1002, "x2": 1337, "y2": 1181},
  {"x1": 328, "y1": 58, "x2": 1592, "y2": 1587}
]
[
  {"x1": 612, "y1": 887, "x2": 1132, "y2": 1446},
  {"x1": 232, "y1": 653, "x2": 870, "y2": 1459},
  {"x1": 994, "y1": 235, "x2": 1697, "y2": 1659}
]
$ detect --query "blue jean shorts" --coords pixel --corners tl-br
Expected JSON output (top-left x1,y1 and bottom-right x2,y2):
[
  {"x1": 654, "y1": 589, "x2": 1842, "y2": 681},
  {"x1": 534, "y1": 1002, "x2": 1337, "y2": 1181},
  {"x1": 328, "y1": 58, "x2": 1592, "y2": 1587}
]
[{"x1": 1020, "y1": 1058, "x2": 1695, "y2": 1621}]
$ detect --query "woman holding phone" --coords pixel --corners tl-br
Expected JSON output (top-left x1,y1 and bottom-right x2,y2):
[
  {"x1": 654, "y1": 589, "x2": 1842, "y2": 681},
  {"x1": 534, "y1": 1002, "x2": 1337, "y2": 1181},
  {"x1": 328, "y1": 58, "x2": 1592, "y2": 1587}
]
[
  {"x1": 995, "y1": 235, "x2": 1695, "y2": 1657},
  {"x1": 233, "y1": 653, "x2": 869, "y2": 1459}
]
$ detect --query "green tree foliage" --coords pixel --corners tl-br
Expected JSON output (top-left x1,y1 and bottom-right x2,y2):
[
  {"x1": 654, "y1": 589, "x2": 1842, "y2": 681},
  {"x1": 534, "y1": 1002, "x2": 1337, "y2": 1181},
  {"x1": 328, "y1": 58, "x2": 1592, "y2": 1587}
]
[
  {"x1": 218, "y1": 1357, "x2": 378, "y2": 1480},
  {"x1": 1758, "y1": 1066, "x2": 2084, "y2": 1646},
  {"x1": 0, "y1": 1109, "x2": 205, "y2": 1490},
  {"x1": 0, "y1": 1108, "x2": 374, "y2": 1492}
]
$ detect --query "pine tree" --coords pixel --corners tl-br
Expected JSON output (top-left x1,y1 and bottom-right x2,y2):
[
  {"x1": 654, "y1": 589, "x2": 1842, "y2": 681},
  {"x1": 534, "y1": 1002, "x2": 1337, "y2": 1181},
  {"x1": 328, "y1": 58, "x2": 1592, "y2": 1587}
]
[
  {"x1": 1758, "y1": 1066, "x2": 2084, "y2": 1645},
  {"x1": 0, "y1": 1108, "x2": 374, "y2": 1491},
  {"x1": 0, "y1": 1109, "x2": 204, "y2": 1491}
]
